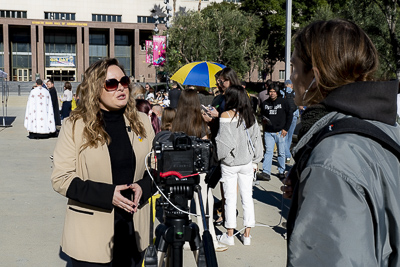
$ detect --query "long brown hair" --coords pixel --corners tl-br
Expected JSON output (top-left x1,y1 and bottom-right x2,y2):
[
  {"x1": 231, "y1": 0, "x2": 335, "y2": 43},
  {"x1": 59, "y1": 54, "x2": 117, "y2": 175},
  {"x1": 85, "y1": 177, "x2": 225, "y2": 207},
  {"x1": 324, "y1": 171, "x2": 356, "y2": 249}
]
[
  {"x1": 171, "y1": 89, "x2": 207, "y2": 138},
  {"x1": 161, "y1": 107, "x2": 176, "y2": 131},
  {"x1": 69, "y1": 58, "x2": 146, "y2": 150},
  {"x1": 294, "y1": 19, "x2": 379, "y2": 105}
]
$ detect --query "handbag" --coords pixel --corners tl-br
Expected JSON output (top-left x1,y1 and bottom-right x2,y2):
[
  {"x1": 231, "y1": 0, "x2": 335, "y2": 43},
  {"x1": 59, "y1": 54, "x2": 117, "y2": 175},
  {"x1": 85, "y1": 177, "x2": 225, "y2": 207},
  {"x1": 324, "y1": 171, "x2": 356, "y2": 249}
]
[{"x1": 205, "y1": 143, "x2": 221, "y2": 189}]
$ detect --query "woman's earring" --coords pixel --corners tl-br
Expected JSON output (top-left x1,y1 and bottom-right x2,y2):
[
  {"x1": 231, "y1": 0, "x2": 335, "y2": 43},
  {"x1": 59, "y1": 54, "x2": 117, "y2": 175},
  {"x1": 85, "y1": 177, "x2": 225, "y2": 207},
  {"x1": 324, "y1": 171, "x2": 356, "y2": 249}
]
[{"x1": 302, "y1": 78, "x2": 315, "y2": 105}]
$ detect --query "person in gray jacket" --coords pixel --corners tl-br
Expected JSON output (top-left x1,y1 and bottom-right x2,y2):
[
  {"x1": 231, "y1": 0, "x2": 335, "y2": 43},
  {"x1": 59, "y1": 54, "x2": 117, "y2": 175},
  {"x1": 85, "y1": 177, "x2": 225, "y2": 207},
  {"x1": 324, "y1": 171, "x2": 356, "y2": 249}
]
[
  {"x1": 283, "y1": 19, "x2": 400, "y2": 266},
  {"x1": 215, "y1": 85, "x2": 263, "y2": 246}
]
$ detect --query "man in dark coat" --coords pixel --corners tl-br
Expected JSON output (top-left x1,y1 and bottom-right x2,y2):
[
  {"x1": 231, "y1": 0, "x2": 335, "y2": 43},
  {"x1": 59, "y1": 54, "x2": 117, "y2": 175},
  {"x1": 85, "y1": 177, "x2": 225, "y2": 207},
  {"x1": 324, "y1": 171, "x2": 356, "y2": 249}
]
[
  {"x1": 47, "y1": 79, "x2": 61, "y2": 127},
  {"x1": 168, "y1": 81, "x2": 181, "y2": 109}
]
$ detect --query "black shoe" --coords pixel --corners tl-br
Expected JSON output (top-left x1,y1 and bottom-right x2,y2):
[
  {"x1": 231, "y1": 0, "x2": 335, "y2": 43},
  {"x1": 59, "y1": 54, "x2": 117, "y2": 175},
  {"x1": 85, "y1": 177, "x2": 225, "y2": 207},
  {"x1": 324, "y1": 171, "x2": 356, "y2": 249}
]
[
  {"x1": 277, "y1": 173, "x2": 286, "y2": 181},
  {"x1": 257, "y1": 172, "x2": 271, "y2": 181}
]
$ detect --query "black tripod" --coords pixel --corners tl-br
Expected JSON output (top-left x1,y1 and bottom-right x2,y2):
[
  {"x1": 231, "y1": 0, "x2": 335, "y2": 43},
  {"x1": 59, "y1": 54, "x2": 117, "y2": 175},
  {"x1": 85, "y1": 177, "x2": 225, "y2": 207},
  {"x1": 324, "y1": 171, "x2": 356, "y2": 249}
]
[{"x1": 154, "y1": 182, "x2": 218, "y2": 267}]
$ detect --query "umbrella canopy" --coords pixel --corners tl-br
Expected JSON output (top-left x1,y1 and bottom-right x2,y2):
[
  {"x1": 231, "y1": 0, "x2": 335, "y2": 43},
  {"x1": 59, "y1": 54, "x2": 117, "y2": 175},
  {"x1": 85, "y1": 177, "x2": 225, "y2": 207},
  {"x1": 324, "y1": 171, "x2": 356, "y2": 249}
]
[{"x1": 170, "y1": 61, "x2": 226, "y2": 88}]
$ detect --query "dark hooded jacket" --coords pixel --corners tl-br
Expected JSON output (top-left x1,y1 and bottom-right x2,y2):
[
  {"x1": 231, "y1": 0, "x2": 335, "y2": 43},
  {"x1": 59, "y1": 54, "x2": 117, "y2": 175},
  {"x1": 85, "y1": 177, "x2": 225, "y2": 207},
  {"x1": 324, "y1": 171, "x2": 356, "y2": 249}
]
[{"x1": 287, "y1": 80, "x2": 400, "y2": 267}]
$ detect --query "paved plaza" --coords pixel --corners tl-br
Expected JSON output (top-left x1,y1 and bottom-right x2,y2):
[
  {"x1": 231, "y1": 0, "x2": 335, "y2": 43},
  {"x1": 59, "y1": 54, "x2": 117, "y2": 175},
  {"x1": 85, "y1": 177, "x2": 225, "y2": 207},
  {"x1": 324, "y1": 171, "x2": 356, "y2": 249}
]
[{"x1": 0, "y1": 93, "x2": 289, "y2": 266}]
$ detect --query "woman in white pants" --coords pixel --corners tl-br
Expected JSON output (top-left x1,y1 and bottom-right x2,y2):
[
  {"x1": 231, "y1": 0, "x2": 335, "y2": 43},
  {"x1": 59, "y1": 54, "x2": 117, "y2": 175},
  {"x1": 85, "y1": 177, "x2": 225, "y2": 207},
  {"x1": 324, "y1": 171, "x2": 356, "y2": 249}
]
[{"x1": 215, "y1": 85, "x2": 263, "y2": 246}]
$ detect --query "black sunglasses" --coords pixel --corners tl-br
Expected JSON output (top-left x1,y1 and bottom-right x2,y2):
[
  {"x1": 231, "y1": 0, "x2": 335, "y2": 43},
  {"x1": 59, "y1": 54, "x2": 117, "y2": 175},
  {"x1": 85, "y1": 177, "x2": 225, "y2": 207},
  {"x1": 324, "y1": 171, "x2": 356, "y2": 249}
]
[{"x1": 104, "y1": 76, "x2": 130, "y2": 91}]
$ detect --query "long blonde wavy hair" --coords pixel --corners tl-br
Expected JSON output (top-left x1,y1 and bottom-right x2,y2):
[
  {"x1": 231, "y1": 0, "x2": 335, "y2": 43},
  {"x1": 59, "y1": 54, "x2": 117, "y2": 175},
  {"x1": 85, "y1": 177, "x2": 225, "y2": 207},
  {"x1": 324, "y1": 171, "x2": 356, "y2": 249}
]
[{"x1": 70, "y1": 58, "x2": 146, "y2": 150}]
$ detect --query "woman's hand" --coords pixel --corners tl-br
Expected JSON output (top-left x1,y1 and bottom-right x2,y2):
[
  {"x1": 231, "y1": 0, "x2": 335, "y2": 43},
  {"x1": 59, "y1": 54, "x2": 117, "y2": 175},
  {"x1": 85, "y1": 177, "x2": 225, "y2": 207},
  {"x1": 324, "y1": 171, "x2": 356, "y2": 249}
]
[
  {"x1": 112, "y1": 185, "x2": 135, "y2": 213},
  {"x1": 201, "y1": 111, "x2": 213, "y2": 123},
  {"x1": 129, "y1": 183, "x2": 143, "y2": 213},
  {"x1": 208, "y1": 107, "x2": 219, "y2": 118},
  {"x1": 280, "y1": 177, "x2": 293, "y2": 199}
]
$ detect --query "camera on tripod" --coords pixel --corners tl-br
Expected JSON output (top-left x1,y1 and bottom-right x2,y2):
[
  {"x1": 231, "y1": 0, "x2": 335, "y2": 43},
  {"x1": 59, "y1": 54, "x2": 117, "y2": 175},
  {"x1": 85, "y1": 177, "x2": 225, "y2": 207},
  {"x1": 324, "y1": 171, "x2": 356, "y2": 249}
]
[
  {"x1": 145, "y1": 131, "x2": 218, "y2": 267},
  {"x1": 154, "y1": 131, "x2": 211, "y2": 182}
]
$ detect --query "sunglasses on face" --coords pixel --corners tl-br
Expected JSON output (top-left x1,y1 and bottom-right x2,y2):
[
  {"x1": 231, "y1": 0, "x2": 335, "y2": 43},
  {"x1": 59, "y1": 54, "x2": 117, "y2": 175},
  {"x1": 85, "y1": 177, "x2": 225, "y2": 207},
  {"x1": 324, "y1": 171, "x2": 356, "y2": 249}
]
[{"x1": 104, "y1": 76, "x2": 130, "y2": 91}]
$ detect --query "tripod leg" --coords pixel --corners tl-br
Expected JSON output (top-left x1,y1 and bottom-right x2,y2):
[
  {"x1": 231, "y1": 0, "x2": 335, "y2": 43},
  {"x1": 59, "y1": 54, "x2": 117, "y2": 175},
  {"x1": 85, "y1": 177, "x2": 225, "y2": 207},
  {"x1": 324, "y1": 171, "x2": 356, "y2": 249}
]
[
  {"x1": 187, "y1": 222, "x2": 207, "y2": 267},
  {"x1": 157, "y1": 251, "x2": 166, "y2": 267}
]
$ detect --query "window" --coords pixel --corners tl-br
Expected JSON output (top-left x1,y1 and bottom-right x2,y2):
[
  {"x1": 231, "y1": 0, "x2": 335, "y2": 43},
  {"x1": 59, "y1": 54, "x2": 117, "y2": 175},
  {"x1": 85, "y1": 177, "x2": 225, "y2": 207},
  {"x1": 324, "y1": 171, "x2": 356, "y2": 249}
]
[
  {"x1": 0, "y1": 10, "x2": 27, "y2": 18},
  {"x1": 115, "y1": 33, "x2": 132, "y2": 76},
  {"x1": 89, "y1": 32, "x2": 108, "y2": 65},
  {"x1": 279, "y1": 70, "x2": 285, "y2": 80},
  {"x1": 44, "y1": 12, "x2": 76, "y2": 21},
  {"x1": 92, "y1": 14, "x2": 122, "y2": 22},
  {"x1": 137, "y1": 16, "x2": 167, "y2": 24}
]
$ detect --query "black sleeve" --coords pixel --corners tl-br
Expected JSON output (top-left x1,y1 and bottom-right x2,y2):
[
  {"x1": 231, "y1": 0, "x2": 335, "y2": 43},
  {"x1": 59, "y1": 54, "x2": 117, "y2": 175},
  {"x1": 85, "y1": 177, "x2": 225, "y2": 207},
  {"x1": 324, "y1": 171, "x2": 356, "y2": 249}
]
[
  {"x1": 283, "y1": 100, "x2": 294, "y2": 131},
  {"x1": 66, "y1": 177, "x2": 116, "y2": 211},
  {"x1": 135, "y1": 171, "x2": 153, "y2": 204}
]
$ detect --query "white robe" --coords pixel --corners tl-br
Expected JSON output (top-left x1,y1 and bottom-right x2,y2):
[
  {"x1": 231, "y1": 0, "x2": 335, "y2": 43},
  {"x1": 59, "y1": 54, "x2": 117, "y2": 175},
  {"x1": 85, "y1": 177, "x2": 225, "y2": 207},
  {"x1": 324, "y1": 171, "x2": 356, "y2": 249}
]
[{"x1": 24, "y1": 86, "x2": 56, "y2": 134}]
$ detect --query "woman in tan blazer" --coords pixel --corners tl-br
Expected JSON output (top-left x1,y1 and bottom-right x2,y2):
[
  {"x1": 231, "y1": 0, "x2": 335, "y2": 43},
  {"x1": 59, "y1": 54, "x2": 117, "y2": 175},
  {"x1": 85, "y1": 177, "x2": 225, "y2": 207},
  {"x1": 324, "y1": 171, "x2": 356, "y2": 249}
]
[{"x1": 51, "y1": 58, "x2": 155, "y2": 267}]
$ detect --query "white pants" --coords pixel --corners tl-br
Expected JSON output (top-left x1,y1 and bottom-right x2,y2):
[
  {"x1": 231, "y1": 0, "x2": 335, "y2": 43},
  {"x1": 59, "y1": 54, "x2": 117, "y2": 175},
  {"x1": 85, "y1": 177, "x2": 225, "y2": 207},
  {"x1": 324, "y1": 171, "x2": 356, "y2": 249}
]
[
  {"x1": 193, "y1": 173, "x2": 217, "y2": 242},
  {"x1": 221, "y1": 161, "x2": 255, "y2": 229}
]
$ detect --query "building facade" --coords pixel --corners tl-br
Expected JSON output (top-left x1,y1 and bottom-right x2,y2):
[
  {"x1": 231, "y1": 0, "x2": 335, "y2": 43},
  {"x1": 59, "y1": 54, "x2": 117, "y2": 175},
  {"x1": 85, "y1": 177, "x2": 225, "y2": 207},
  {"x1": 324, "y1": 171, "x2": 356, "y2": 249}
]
[{"x1": 0, "y1": 0, "x2": 224, "y2": 82}]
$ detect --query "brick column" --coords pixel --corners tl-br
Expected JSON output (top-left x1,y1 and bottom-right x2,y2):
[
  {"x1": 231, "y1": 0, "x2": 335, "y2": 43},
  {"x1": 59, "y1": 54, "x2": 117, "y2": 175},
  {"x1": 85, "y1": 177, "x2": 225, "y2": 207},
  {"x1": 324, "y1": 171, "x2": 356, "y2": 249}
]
[
  {"x1": 84, "y1": 27, "x2": 89, "y2": 70},
  {"x1": 37, "y1": 25, "x2": 44, "y2": 80},
  {"x1": 3, "y1": 24, "x2": 10, "y2": 79},
  {"x1": 30, "y1": 25, "x2": 37, "y2": 81},
  {"x1": 109, "y1": 27, "x2": 115, "y2": 58},
  {"x1": 134, "y1": 28, "x2": 140, "y2": 82},
  {"x1": 76, "y1": 27, "x2": 83, "y2": 82}
]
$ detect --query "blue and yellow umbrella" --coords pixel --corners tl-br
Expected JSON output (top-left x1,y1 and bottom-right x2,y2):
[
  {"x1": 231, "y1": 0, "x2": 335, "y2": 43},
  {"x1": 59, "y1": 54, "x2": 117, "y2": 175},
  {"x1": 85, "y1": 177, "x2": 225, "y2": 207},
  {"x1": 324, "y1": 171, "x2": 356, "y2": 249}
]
[{"x1": 170, "y1": 61, "x2": 226, "y2": 88}]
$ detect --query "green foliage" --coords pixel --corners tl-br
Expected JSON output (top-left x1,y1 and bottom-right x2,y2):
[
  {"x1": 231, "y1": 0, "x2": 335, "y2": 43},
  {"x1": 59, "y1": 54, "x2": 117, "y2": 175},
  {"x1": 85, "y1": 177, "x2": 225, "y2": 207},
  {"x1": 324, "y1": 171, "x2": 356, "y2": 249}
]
[
  {"x1": 165, "y1": 3, "x2": 265, "y2": 79},
  {"x1": 313, "y1": 0, "x2": 400, "y2": 79}
]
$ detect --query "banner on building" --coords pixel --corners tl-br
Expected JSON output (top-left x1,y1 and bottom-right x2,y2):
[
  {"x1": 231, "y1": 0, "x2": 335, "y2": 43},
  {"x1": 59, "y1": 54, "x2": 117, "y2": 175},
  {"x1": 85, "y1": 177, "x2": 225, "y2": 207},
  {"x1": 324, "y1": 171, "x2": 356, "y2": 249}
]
[
  {"x1": 145, "y1": 40, "x2": 153, "y2": 64},
  {"x1": 152, "y1": 36, "x2": 166, "y2": 66},
  {"x1": 50, "y1": 56, "x2": 75, "y2": 67}
]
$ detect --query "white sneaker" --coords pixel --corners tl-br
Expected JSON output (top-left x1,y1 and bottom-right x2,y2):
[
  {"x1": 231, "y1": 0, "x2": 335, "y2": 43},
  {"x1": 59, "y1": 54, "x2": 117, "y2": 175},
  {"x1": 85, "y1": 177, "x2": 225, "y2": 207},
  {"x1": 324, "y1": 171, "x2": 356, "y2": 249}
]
[
  {"x1": 241, "y1": 234, "x2": 251, "y2": 245},
  {"x1": 213, "y1": 241, "x2": 228, "y2": 252},
  {"x1": 217, "y1": 233, "x2": 235, "y2": 246}
]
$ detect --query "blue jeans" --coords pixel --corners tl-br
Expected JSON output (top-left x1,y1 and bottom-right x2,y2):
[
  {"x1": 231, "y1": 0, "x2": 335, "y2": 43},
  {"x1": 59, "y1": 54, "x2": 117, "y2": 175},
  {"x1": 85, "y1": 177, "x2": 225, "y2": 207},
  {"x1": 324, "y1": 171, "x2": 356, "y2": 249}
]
[
  {"x1": 285, "y1": 110, "x2": 299, "y2": 159},
  {"x1": 262, "y1": 131, "x2": 286, "y2": 175}
]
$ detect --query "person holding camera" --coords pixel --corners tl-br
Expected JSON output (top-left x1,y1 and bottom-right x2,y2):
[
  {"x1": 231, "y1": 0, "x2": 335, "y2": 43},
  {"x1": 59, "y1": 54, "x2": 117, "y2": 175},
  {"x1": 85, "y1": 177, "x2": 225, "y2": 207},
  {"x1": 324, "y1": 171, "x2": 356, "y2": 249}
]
[
  {"x1": 171, "y1": 89, "x2": 228, "y2": 252},
  {"x1": 51, "y1": 58, "x2": 154, "y2": 267},
  {"x1": 215, "y1": 85, "x2": 263, "y2": 246}
]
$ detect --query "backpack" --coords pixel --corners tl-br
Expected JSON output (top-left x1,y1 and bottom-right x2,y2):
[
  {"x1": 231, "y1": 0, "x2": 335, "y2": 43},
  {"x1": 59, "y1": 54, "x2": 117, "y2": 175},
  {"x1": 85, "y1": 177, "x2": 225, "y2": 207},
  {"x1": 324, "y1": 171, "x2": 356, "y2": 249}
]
[{"x1": 286, "y1": 116, "x2": 400, "y2": 239}]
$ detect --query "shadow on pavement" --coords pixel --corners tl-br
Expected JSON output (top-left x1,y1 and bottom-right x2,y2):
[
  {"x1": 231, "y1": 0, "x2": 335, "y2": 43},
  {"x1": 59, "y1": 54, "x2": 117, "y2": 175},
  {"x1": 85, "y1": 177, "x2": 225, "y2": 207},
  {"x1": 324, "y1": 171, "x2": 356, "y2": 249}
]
[
  {"x1": 58, "y1": 247, "x2": 72, "y2": 267},
  {"x1": 253, "y1": 186, "x2": 291, "y2": 220}
]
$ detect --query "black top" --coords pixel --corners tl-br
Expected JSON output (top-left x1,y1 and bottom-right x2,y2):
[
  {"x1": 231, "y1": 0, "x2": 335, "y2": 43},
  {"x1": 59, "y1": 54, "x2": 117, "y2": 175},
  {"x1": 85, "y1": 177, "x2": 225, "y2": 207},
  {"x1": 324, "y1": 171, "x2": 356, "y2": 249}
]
[
  {"x1": 49, "y1": 87, "x2": 61, "y2": 126},
  {"x1": 102, "y1": 108, "x2": 136, "y2": 220},
  {"x1": 168, "y1": 88, "x2": 181, "y2": 109},
  {"x1": 260, "y1": 96, "x2": 293, "y2": 132}
]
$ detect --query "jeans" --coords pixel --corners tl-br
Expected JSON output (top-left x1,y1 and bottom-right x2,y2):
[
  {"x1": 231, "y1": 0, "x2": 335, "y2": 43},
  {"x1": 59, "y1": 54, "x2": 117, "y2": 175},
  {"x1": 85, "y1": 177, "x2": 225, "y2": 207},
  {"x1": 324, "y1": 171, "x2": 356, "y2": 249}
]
[
  {"x1": 285, "y1": 110, "x2": 299, "y2": 159},
  {"x1": 262, "y1": 131, "x2": 286, "y2": 174},
  {"x1": 221, "y1": 161, "x2": 255, "y2": 229}
]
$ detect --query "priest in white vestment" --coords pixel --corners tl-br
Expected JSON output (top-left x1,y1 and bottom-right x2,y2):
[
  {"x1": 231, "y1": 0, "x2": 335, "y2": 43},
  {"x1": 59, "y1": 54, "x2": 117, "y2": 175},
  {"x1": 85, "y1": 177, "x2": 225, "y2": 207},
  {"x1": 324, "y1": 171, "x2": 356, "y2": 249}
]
[{"x1": 24, "y1": 79, "x2": 56, "y2": 139}]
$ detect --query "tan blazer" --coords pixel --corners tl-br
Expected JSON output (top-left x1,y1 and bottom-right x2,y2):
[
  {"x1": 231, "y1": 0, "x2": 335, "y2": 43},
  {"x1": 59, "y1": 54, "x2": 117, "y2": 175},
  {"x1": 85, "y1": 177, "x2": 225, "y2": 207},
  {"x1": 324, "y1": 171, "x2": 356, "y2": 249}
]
[{"x1": 51, "y1": 111, "x2": 155, "y2": 263}]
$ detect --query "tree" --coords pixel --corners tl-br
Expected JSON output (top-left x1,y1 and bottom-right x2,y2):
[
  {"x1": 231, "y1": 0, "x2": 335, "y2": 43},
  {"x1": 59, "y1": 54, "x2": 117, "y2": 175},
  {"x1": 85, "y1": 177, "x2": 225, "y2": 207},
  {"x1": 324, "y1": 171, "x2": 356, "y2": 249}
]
[
  {"x1": 165, "y1": 2, "x2": 265, "y2": 80},
  {"x1": 240, "y1": 0, "x2": 328, "y2": 78},
  {"x1": 314, "y1": 0, "x2": 400, "y2": 79}
]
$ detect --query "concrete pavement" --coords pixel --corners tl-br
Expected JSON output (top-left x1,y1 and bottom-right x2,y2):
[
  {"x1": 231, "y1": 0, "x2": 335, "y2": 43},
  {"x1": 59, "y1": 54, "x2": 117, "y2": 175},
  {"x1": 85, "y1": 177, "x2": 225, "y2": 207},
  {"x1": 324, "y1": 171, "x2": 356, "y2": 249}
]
[{"x1": 0, "y1": 94, "x2": 289, "y2": 266}]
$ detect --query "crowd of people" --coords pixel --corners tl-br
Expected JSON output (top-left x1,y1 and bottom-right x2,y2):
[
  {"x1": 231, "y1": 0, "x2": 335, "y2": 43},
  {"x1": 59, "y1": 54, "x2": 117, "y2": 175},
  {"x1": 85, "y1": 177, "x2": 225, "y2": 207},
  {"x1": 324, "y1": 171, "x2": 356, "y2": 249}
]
[{"x1": 45, "y1": 18, "x2": 400, "y2": 266}]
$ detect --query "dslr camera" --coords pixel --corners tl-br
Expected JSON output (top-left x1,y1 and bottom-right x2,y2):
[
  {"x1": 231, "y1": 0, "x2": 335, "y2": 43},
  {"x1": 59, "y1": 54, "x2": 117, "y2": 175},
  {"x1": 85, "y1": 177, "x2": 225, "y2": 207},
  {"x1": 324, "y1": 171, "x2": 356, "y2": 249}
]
[{"x1": 153, "y1": 132, "x2": 211, "y2": 184}]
